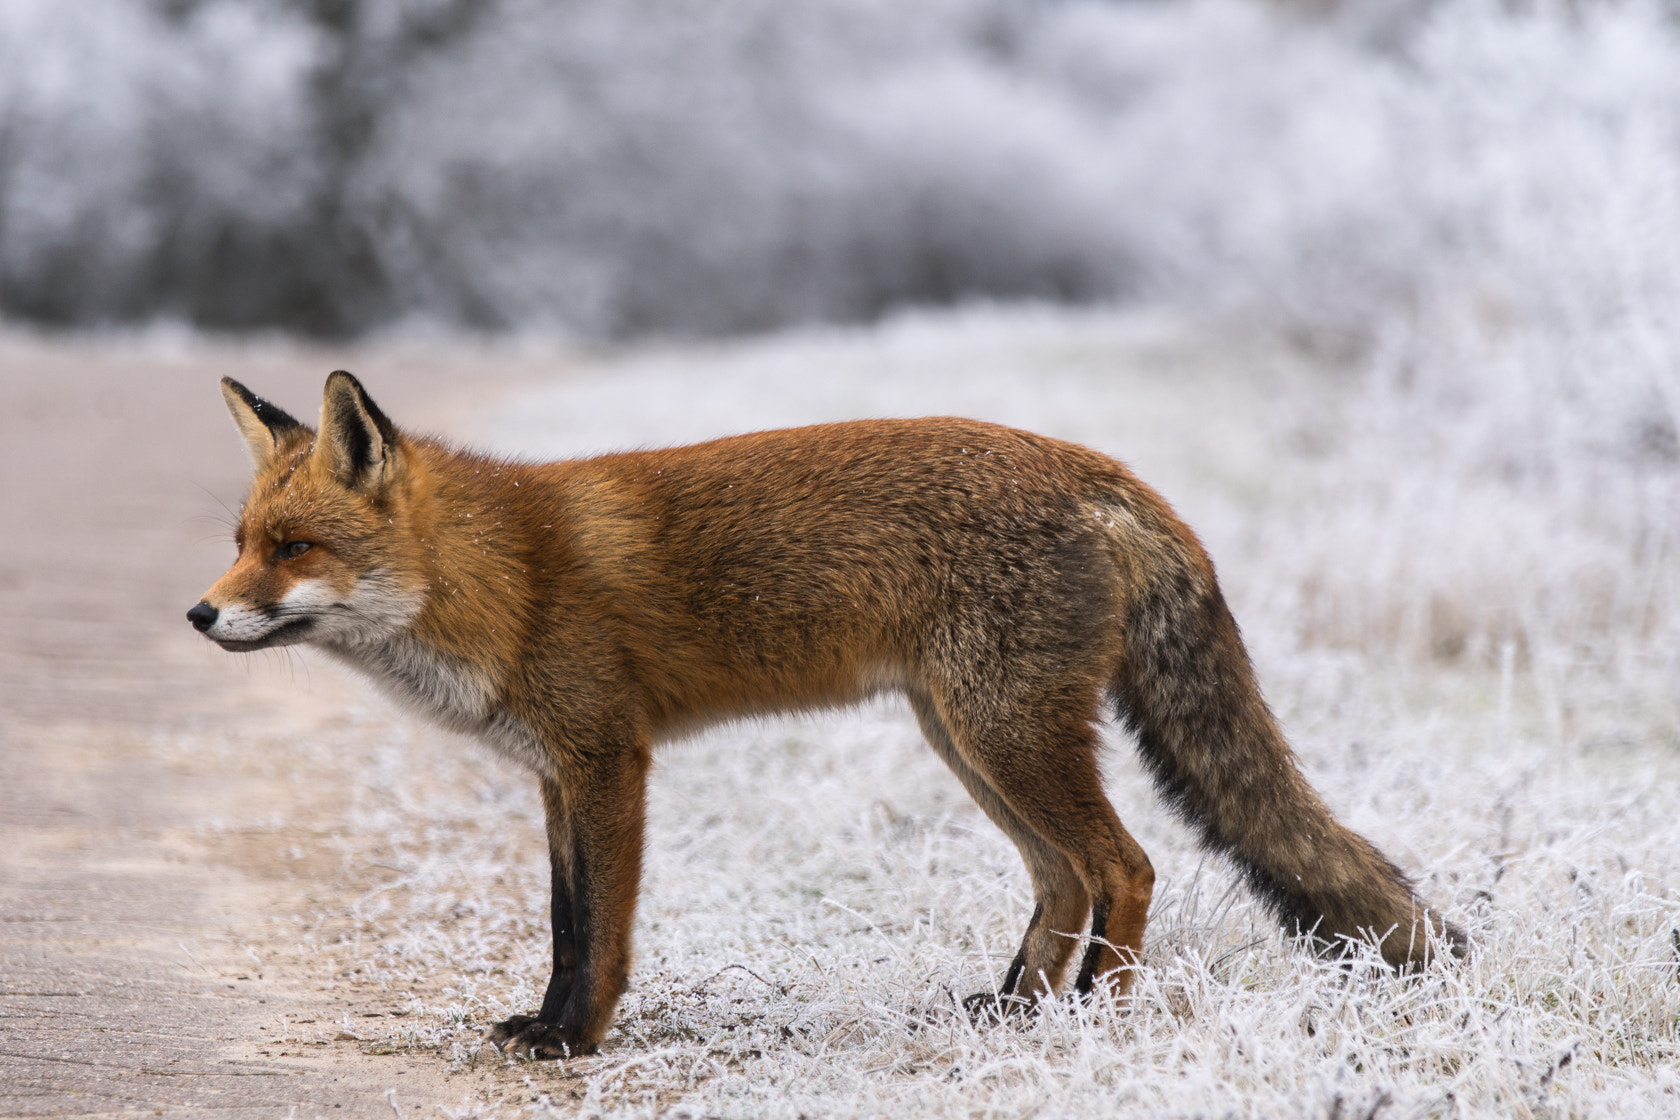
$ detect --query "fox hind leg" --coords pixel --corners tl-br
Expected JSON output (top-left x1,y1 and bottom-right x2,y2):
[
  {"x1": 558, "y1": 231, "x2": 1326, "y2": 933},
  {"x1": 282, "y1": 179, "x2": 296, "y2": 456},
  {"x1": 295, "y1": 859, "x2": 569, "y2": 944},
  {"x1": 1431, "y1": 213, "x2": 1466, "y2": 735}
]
[
  {"x1": 930, "y1": 688, "x2": 1156, "y2": 1004},
  {"x1": 908, "y1": 692, "x2": 1091, "y2": 1016}
]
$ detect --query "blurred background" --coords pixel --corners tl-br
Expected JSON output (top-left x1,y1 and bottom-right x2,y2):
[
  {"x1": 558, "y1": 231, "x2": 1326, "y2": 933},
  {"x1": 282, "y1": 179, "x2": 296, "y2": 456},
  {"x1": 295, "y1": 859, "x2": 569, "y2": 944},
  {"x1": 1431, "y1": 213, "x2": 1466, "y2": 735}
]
[
  {"x1": 0, "y1": 0, "x2": 1673, "y2": 348},
  {"x1": 3, "y1": 0, "x2": 1675, "y2": 691}
]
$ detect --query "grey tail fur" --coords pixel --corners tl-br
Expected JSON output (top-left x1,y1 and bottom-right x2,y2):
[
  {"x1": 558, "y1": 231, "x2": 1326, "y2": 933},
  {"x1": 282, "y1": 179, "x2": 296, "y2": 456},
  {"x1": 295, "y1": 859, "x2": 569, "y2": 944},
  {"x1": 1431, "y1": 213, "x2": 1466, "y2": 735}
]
[{"x1": 1111, "y1": 552, "x2": 1464, "y2": 966}]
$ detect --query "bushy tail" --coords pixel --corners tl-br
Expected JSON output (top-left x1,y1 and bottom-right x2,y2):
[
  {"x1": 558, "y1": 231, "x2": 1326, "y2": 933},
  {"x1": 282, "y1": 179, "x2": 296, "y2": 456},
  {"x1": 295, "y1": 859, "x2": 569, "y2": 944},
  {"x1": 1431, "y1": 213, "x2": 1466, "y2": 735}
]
[{"x1": 1111, "y1": 543, "x2": 1464, "y2": 967}]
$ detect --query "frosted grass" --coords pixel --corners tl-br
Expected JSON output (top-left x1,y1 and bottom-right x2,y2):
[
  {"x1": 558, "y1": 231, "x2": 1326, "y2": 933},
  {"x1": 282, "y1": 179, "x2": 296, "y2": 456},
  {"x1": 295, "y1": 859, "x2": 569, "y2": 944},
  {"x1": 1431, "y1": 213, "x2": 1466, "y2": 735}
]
[
  {"x1": 323, "y1": 694, "x2": 1680, "y2": 1117},
  {"x1": 276, "y1": 308, "x2": 1680, "y2": 1116}
]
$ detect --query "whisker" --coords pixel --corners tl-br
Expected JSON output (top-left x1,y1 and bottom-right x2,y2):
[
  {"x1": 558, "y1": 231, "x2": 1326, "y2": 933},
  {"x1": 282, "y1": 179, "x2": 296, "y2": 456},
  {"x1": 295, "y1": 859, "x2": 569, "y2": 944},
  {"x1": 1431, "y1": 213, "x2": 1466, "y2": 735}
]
[
  {"x1": 266, "y1": 604, "x2": 352, "y2": 620},
  {"x1": 193, "y1": 483, "x2": 240, "y2": 525},
  {"x1": 288, "y1": 647, "x2": 313, "y2": 690}
]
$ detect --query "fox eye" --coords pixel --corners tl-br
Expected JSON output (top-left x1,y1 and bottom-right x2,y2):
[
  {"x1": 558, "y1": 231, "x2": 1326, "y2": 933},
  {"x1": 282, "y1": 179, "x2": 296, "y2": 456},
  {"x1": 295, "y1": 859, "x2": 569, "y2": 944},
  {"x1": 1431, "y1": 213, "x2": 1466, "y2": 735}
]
[{"x1": 280, "y1": 541, "x2": 313, "y2": 559}]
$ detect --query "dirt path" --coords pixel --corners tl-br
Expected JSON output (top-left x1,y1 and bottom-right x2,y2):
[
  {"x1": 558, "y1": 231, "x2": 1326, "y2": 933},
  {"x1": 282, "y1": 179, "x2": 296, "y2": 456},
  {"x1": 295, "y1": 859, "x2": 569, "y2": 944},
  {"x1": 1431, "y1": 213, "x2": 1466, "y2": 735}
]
[{"x1": 0, "y1": 340, "x2": 554, "y2": 1118}]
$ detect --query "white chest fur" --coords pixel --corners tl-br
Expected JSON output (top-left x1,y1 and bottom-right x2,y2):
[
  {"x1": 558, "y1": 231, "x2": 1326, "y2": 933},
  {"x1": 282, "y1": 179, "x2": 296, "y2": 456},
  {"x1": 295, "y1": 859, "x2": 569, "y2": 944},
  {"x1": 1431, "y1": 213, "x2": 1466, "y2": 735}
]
[{"x1": 322, "y1": 633, "x2": 553, "y2": 775}]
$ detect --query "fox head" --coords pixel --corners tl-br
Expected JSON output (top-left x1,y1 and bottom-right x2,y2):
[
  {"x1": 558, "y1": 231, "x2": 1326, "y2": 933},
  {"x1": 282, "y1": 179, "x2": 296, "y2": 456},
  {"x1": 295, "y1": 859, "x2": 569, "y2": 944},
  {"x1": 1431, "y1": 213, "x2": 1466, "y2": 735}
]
[{"x1": 189, "y1": 371, "x2": 425, "y2": 653}]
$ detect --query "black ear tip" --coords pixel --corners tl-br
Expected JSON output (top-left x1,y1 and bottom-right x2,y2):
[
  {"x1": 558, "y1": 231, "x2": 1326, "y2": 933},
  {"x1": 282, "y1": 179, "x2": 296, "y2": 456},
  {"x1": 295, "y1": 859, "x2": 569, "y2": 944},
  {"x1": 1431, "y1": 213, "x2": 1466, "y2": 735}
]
[
  {"x1": 326, "y1": 369, "x2": 363, "y2": 394},
  {"x1": 324, "y1": 369, "x2": 394, "y2": 442},
  {"x1": 223, "y1": 378, "x2": 301, "y2": 432}
]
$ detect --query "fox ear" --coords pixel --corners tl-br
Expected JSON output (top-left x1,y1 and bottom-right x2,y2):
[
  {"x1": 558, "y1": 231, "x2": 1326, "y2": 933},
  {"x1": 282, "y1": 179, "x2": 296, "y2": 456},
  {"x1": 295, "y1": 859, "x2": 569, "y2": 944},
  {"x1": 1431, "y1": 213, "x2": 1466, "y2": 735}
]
[
  {"x1": 221, "y1": 378, "x2": 304, "y2": 471},
  {"x1": 318, "y1": 370, "x2": 397, "y2": 491}
]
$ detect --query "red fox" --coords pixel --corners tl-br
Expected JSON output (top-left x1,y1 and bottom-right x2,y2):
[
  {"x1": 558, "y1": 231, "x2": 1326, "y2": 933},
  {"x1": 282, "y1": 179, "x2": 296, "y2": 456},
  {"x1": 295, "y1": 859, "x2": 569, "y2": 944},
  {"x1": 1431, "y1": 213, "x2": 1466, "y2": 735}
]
[{"x1": 191, "y1": 372, "x2": 1460, "y2": 1058}]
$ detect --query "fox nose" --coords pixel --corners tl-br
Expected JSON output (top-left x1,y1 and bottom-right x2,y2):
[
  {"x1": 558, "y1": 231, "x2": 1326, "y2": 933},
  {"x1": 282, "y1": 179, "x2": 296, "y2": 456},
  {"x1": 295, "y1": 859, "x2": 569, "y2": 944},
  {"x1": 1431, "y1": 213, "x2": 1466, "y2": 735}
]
[{"x1": 187, "y1": 602, "x2": 218, "y2": 632}]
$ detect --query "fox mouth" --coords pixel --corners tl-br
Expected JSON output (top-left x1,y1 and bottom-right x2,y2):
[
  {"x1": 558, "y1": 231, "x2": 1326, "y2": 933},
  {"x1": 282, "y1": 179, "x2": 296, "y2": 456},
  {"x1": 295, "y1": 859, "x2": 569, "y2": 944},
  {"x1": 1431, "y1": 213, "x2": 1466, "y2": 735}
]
[{"x1": 212, "y1": 618, "x2": 316, "y2": 652}]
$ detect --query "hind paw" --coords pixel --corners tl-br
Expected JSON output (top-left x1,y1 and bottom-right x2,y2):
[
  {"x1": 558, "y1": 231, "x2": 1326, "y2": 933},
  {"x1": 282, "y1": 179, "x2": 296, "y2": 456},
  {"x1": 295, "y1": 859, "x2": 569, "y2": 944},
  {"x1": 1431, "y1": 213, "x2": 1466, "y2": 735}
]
[{"x1": 961, "y1": 991, "x2": 1033, "y2": 1024}]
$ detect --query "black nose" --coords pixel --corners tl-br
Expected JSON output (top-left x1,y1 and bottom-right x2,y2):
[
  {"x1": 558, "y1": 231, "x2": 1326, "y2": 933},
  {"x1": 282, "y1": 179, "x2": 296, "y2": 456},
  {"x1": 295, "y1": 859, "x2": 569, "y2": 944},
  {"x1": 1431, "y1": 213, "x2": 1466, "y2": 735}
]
[{"x1": 187, "y1": 602, "x2": 218, "y2": 632}]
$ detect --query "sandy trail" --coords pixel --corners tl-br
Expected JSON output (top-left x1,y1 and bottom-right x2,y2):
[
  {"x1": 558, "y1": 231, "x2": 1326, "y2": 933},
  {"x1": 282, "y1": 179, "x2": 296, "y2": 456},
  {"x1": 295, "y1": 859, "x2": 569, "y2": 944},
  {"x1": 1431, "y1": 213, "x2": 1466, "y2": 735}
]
[{"x1": 0, "y1": 341, "x2": 549, "y2": 1117}]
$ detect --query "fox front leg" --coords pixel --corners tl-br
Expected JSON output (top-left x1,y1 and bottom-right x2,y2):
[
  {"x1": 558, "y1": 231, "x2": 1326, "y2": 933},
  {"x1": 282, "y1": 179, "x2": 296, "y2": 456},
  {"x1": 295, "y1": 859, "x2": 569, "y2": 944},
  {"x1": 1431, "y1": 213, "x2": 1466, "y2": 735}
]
[
  {"x1": 486, "y1": 778, "x2": 579, "y2": 1055},
  {"x1": 488, "y1": 745, "x2": 650, "y2": 1059}
]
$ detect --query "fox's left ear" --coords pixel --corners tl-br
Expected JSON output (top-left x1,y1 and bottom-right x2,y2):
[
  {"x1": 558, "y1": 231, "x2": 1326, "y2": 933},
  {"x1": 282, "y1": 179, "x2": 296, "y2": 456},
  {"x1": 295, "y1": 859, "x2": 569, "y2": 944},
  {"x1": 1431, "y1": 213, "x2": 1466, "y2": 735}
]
[
  {"x1": 221, "y1": 378, "x2": 304, "y2": 471},
  {"x1": 319, "y1": 370, "x2": 398, "y2": 493}
]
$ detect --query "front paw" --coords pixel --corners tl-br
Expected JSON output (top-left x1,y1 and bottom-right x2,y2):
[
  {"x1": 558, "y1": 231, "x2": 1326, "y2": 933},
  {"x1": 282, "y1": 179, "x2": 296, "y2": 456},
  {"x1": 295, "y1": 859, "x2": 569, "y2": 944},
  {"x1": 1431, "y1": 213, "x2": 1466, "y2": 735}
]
[
  {"x1": 961, "y1": 990, "x2": 1033, "y2": 1024},
  {"x1": 485, "y1": 1014, "x2": 598, "y2": 1060}
]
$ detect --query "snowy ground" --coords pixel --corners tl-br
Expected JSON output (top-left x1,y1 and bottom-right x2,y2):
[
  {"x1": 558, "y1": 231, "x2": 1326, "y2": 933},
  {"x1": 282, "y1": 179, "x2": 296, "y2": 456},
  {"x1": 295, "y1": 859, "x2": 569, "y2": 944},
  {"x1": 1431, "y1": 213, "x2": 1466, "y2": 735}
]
[{"x1": 262, "y1": 305, "x2": 1680, "y2": 1117}]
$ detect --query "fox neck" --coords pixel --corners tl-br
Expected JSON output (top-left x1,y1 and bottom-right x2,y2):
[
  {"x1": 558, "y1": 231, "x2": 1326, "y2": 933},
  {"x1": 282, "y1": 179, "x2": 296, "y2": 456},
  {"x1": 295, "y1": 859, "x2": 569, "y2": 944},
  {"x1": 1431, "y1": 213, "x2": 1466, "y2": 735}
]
[{"x1": 312, "y1": 445, "x2": 551, "y2": 773}]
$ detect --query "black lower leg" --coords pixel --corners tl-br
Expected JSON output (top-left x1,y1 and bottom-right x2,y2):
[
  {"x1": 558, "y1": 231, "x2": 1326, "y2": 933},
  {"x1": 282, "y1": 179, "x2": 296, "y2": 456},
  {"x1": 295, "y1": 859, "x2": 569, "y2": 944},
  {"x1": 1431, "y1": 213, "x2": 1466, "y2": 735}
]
[
  {"x1": 997, "y1": 901, "x2": 1041, "y2": 996},
  {"x1": 964, "y1": 902, "x2": 1043, "y2": 1020},
  {"x1": 1074, "y1": 895, "x2": 1111, "y2": 996},
  {"x1": 536, "y1": 841, "x2": 581, "y2": 1022}
]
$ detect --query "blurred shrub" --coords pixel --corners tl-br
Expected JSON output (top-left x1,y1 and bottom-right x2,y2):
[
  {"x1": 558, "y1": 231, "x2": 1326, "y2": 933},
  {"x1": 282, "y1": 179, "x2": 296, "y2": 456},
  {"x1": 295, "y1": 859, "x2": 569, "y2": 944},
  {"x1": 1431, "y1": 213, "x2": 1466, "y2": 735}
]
[{"x1": 3, "y1": 0, "x2": 1678, "y2": 359}]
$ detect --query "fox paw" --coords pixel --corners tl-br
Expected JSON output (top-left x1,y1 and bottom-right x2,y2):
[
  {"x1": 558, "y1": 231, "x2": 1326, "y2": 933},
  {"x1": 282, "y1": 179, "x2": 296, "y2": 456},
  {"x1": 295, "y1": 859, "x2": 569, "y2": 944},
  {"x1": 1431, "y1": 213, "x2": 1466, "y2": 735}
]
[
  {"x1": 961, "y1": 991, "x2": 1033, "y2": 1025},
  {"x1": 485, "y1": 1015, "x2": 597, "y2": 1060}
]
